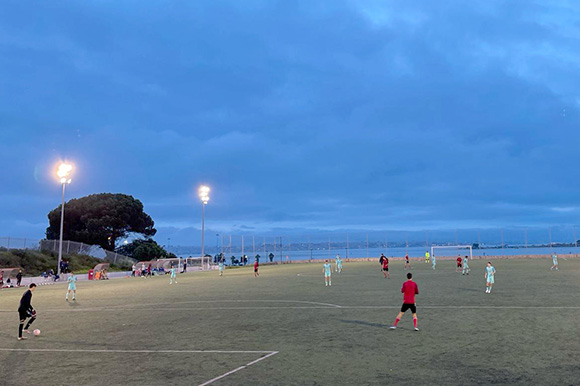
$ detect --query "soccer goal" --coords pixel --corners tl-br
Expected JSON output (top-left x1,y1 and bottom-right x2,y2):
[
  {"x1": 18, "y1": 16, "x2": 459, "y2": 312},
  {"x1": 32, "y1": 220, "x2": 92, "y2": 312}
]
[
  {"x1": 430, "y1": 245, "x2": 473, "y2": 260},
  {"x1": 185, "y1": 257, "x2": 211, "y2": 271}
]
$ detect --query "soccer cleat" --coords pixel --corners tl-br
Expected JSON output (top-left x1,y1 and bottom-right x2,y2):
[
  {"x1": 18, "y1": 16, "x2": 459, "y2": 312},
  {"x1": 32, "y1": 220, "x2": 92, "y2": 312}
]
[
  {"x1": 18, "y1": 337, "x2": 27, "y2": 340},
  {"x1": 389, "y1": 326, "x2": 397, "y2": 329},
  {"x1": 414, "y1": 328, "x2": 420, "y2": 331}
]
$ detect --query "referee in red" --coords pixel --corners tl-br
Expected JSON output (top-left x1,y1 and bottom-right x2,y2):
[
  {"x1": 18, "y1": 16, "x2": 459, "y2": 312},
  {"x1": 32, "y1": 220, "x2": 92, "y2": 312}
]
[{"x1": 390, "y1": 273, "x2": 419, "y2": 331}]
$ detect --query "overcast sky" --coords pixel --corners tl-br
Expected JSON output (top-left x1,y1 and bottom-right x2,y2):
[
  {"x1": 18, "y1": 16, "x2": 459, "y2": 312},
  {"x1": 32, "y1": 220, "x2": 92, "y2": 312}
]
[{"x1": 1, "y1": 0, "x2": 579, "y2": 245}]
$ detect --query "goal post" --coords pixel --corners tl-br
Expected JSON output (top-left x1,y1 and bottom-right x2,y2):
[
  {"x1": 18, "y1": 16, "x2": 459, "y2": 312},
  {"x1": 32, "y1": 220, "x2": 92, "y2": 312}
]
[{"x1": 431, "y1": 245, "x2": 473, "y2": 260}]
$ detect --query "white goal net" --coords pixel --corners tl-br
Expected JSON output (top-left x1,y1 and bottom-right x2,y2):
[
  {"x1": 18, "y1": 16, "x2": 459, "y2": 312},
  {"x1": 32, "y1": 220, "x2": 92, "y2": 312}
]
[{"x1": 430, "y1": 245, "x2": 473, "y2": 260}]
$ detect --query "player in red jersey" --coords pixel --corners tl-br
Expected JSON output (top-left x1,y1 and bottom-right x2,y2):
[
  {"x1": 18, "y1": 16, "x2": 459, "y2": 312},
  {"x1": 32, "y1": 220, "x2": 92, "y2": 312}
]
[
  {"x1": 390, "y1": 273, "x2": 419, "y2": 331},
  {"x1": 382, "y1": 257, "x2": 390, "y2": 279},
  {"x1": 254, "y1": 259, "x2": 259, "y2": 277},
  {"x1": 455, "y1": 255, "x2": 462, "y2": 272},
  {"x1": 404, "y1": 253, "x2": 411, "y2": 270}
]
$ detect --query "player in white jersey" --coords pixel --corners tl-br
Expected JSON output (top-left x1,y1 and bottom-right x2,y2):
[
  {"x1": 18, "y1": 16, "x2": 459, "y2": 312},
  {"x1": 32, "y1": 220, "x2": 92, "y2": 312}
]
[
  {"x1": 550, "y1": 253, "x2": 559, "y2": 271},
  {"x1": 484, "y1": 262, "x2": 496, "y2": 293},
  {"x1": 335, "y1": 254, "x2": 343, "y2": 273},
  {"x1": 219, "y1": 260, "x2": 225, "y2": 276},
  {"x1": 462, "y1": 256, "x2": 470, "y2": 275},
  {"x1": 323, "y1": 260, "x2": 332, "y2": 286},
  {"x1": 169, "y1": 267, "x2": 177, "y2": 284},
  {"x1": 66, "y1": 272, "x2": 77, "y2": 301},
  {"x1": 431, "y1": 253, "x2": 436, "y2": 270}
]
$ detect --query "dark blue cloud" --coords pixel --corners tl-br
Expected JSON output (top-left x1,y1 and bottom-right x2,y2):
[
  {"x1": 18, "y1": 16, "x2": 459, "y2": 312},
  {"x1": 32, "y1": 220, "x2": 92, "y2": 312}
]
[{"x1": 1, "y1": 0, "x2": 579, "y2": 245}]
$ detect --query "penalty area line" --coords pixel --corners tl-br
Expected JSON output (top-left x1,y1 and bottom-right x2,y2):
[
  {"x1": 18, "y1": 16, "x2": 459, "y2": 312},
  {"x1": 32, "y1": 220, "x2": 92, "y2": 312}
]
[
  {"x1": 198, "y1": 351, "x2": 279, "y2": 386},
  {"x1": 0, "y1": 348, "x2": 279, "y2": 386},
  {"x1": 0, "y1": 348, "x2": 275, "y2": 354}
]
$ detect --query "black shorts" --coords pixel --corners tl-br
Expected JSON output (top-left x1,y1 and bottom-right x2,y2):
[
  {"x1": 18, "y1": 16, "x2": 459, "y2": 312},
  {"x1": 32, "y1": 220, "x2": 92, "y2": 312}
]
[
  {"x1": 254, "y1": 268, "x2": 258, "y2": 272},
  {"x1": 457, "y1": 263, "x2": 462, "y2": 267},
  {"x1": 400, "y1": 303, "x2": 417, "y2": 313},
  {"x1": 18, "y1": 309, "x2": 31, "y2": 321},
  {"x1": 382, "y1": 267, "x2": 389, "y2": 271}
]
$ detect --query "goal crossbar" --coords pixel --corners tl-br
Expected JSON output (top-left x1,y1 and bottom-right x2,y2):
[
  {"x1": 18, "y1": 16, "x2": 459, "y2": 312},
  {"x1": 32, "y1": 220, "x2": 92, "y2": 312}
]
[{"x1": 431, "y1": 245, "x2": 473, "y2": 259}]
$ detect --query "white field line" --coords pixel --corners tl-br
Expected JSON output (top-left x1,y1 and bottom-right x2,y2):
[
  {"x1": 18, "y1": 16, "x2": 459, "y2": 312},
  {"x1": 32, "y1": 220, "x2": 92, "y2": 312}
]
[
  {"x1": 198, "y1": 351, "x2": 278, "y2": 386},
  {"x1": 103, "y1": 299, "x2": 342, "y2": 309},
  {"x1": 0, "y1": 348, "x2": 279, "y2": 386},
  {"x1": 0, "y1": 348, "x2": 274, "y2": 354},
  {"x1": 2, "y1": 305, "x2": 580, "y2": 313}
]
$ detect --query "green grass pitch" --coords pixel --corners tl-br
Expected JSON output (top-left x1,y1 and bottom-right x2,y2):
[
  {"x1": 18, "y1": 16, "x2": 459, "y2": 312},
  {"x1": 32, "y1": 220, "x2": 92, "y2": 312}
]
[{"x1": 0, "y1": 258, "x2": 579, "y2": 385}]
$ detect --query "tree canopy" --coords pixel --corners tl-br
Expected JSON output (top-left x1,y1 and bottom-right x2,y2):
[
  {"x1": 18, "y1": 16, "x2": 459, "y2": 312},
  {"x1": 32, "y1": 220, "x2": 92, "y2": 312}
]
[
  {"x1": 46, "y1": 193, "x2": 156, "y2": 251},
  {"x1": 116, "y1": 238, "x2": 174, "y2": 261}
]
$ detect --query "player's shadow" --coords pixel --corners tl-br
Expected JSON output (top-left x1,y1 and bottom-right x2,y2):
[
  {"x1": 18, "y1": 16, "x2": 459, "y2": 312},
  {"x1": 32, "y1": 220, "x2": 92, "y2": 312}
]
[
  {"x1": 67, "y1": 300, "x2": 81, "y2": 307},
  {"x1": 339, "y1": 319, "x2": 388, "y2": 328}
]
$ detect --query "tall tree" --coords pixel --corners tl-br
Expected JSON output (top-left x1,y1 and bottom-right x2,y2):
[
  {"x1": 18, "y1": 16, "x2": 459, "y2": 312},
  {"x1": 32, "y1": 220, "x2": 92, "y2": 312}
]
[
  {"x1": 46, "y1": 193, "x2": 156, "y2": 250},
  {"x1": 116, "y1": 238, "x2": 168, "y2": 261}
]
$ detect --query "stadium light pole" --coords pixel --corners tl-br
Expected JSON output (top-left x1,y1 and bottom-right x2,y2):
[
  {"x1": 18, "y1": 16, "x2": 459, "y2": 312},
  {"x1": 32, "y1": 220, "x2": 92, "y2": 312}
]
[
  {"x1": 198, "y1": 185, "x2": 210, "y2": 269},
  {"x1": 56, "y1": 163, "x2": 73, "y2": 277}
]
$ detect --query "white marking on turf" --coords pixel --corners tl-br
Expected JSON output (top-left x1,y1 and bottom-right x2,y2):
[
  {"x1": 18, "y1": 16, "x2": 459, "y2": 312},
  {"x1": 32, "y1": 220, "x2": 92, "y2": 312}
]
[
  {"x1": 197, "y1": 351, "x2": 278, "y2": 386},
  {"x1": 3, "y1": 305, "x2": 580, "y2": 313},
  {"x1": 0, "y1": 348, "x2": 279, "y2": 386},
  {"x1": 104, "y1": 299, "x2": 342, "y2": 309},
  {"x1": 0, "y1": 348, "x2": 275, "y2": 354}
]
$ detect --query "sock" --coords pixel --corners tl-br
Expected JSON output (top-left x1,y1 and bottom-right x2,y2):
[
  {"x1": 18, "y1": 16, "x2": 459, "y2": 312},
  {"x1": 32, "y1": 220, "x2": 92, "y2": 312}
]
[
  {"x1": 393, "y1": 318, "x2": 400, "y2": 327},
  {"x1": 329, "y1": 281, "x2": 331, "y2": 286},
  {"x1": 25, "y1": 317, "x2": 36, "y2": 330},
  {"x1": 19, "y1": 323, "x2": 24, "y2": 338},
  {"x1": 413, "y1": 318, "x2": 417, "y2": 328},
  {"x1": 66, "y1": 293, "x2": 68, "y2": 300}
]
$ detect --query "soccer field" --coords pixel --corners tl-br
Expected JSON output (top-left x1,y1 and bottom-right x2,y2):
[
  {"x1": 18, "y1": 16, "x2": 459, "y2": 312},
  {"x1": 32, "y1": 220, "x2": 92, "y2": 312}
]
[{"x1": 0, "y1": 259, "x2": 579, "y2": 386}]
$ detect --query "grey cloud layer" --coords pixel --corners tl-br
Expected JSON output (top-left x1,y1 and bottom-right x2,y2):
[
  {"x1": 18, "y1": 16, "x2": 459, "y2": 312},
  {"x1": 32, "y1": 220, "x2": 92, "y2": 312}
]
[{"x1": 0, "y1": 0, "x2": 579, "y2": 243}]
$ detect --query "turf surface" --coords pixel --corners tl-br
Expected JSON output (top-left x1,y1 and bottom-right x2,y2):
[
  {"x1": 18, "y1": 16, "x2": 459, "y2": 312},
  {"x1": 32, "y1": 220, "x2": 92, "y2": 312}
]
[{"x1": 0, "y1": 258, "x2": 579, "y2": 385}]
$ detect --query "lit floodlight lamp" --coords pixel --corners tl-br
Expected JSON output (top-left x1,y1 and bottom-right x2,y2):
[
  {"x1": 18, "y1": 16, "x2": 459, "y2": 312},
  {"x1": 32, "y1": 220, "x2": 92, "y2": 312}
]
[
  {"x1": 57, "y1": 163, "x2": 73, "y2": 184},
  {"x1": 198, "y1": 185, "x2": 210, "y2": 204}
]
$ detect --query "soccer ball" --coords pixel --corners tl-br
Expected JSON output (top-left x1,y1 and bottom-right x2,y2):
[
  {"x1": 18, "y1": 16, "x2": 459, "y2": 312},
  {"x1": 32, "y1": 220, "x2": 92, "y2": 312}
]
[{"x1": 33, "y1": 329, "x2": 41, "y2": 336}]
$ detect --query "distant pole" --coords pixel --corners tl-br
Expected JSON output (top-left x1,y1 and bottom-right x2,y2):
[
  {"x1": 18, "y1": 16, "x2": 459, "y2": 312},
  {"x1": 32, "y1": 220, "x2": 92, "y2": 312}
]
[
  {"x1": 57, "y1": 182, "x2": 67, "y2": 276},
  {"x1": 56, "y1": 163, "x2": 73, "y2": 276},
  {"x1": 366, "y1": 233, "x2": 369, "y2": 258},
  {"x1": 524, "y1": 228, "x2": 528, "y2": 248},
  {"x1": 241, "y1": 235, "x2": 244, "y2": 259},
  {"x1": 279, "y1": 237, "x2": 283, "y2": 262},
  {"x1": 221, "y1": 234, "x2": 224, "y2": 257},
  {"x1": 198, "y1": 185, "x2": 210, "y2": 269}
]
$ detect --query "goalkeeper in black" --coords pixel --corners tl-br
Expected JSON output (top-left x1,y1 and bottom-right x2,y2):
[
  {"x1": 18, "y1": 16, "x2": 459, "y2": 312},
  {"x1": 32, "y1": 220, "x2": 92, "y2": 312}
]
[{"x1": 18, "y1": 283, "x2": 37, "y2": 340}]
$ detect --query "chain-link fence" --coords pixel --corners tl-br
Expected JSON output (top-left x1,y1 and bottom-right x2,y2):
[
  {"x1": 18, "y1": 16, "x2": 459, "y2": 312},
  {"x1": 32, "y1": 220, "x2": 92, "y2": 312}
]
[{"x1": 0, "y1": 237, "x2": 136, "y2": 265}]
